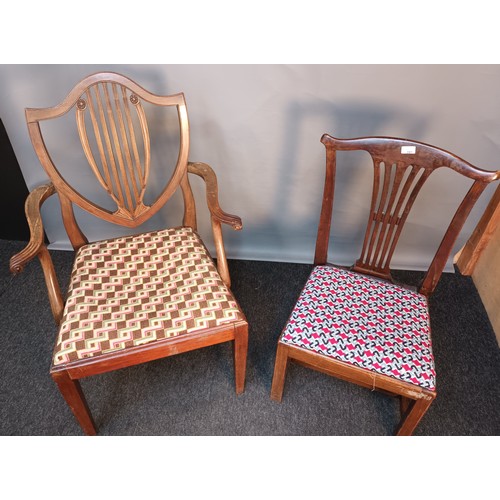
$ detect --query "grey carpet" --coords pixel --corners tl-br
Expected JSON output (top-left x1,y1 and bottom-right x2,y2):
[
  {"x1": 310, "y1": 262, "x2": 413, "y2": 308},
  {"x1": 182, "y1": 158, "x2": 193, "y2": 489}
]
[{"x1": 1, "y1": 239, "x2": 499, "y2": 436}]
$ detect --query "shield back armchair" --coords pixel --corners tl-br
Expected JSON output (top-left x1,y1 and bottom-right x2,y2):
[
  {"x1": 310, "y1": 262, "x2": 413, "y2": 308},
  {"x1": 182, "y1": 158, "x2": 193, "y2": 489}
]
[{"x1": 10, "y1": 72, "x2": 248, "y2": 435}]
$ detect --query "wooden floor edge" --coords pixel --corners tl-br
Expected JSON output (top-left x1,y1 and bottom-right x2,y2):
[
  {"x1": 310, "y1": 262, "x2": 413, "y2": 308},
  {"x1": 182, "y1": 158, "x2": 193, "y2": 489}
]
[{"x1": 455, "y1": 184, "x2": 500, "y2": 275}]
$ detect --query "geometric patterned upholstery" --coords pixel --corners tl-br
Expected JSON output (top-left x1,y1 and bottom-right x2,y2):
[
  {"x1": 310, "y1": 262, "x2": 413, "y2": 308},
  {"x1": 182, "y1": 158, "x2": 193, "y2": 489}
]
[
  {"x1": 53, "y1": 226, "x2": 244, "y2": 367},
  {"x1": 279, "y1": 266, "x2": 436, "y2": 391}
]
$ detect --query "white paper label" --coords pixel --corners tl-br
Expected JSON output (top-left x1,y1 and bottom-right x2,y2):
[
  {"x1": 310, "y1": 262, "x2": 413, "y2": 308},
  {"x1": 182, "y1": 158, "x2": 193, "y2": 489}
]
[{"x1": 401, "y1": 146, "x2": 416, "y2": 154}]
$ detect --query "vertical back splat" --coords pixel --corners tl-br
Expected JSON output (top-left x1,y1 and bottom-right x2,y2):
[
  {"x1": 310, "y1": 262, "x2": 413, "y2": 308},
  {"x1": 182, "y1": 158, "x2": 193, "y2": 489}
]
[
  {"x1": 354, "y1": 157, "x2": 430, "y2": 278},
  {"x1": 25, "y1": 72, "x2": 189, "y2": 232},
  {"x1": 76, "y1": 81, "x2": 150, "y2": 220},
  {"x1": 318, "y1": 135, "x2": 499, "y2": 292}
]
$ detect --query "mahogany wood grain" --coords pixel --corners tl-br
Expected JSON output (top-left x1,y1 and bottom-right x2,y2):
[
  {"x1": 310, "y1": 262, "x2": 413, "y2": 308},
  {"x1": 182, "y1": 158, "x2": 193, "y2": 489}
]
[
  {"x1": 38, "y1": 245, "x2": 64, "y2": 325},
  {"x1": 233, "y1": 322, "x2": 249, "y2": 394},
  {"x1": 59, "y1": 192, "x2": 88, "y2": 251},
  {"x1": 319, "y1": 134, "x2": 500, "y2": 292},
  {"x1": 187, "y1": 162, "x2": 243, "y2": 229},
  {"x1": 9, "y1": 183, "x2": 55, "y2": 274},
  {"x1": 9, "y1": 183, "x2": 64, "y2": 324},
  {"x1": 51, "y1": 371, "x2": 97, "y2": 436},
  {"x1": 272, "y1": 343, "x2": 435, "y2": 402},
  {"x1": 314, "y1": 146, "x2": 336, "y2": 265},
  {"x1": 180, "y1": 171, "x2": 197, "y2": 230},
  {"x1": 396, "y1": 397, "x2": 434, "y2": 436},
  {"x1": 187, "y1": 161, "x2": 244, "y2": 287},
  {"x1": 25, "y1": 73, "x2": 189, "y2": 229},
  {"x1": 420, "y1": 179, "x2": 489, "y2": 295},
  {"x1": 269, "y1": 343, "x2": 290, "y2": 402}
]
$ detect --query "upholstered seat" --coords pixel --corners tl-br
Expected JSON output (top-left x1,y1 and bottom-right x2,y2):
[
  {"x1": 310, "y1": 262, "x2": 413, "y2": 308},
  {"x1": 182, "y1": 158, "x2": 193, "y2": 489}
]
[
  {"x1": 53, "y1": 226, "x2": 244, "y2": 366},
  {"x1": 279, "y1": 265, "x2": 435, "y2": 391}
]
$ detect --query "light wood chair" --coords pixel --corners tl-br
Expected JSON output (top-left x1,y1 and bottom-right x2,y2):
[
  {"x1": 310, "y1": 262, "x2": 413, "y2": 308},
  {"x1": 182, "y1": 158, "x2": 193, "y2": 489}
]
[
  {"x1": 10, "y1": 72, "x2": 248, "y2": 435},
  {"x1": 270, "y1": 134, "x2": 500, "y2": 435}
]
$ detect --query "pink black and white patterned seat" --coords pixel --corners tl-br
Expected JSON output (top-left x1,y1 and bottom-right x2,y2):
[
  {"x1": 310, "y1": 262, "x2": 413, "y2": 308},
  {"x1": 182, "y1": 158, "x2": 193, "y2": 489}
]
[{"x1": 279, "y1": 266, "x2": 436, "y2": 391}]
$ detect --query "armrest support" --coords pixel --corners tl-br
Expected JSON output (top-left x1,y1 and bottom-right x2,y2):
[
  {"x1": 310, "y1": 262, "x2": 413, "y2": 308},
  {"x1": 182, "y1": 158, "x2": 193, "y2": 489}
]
[
  {"x1": 9, "y1": 183, "x2": 64, "y2": 324},
  {"x1": 10, "y1": 183, "x2": 55, "y2": 274},
  {"x1": 187, "y1": 162, "x2": 242, "y2": 287},
  {"x1": 187, "y1": 162, "x2": 243, "y2": 230}
]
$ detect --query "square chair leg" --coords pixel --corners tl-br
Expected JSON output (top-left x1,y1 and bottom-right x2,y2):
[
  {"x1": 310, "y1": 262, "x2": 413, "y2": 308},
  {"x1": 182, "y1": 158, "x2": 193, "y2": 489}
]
[
  {"x1": 396, "y1": 395, "x2": 435, "y2": 436},
  {"x1": 270, "y1": 342, "x2": 289, "y2": 402},
  {"x1": 233, "y1": 322, "x2": 249, "y2": 395},
  {"x1": 52, "y1": 371, "x2": 97, "y2": 436}
]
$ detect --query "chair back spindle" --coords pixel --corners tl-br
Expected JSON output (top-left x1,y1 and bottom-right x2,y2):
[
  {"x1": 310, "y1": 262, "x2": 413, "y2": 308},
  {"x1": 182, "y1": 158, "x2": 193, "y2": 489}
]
[
  {"x1": 315, "y1": 135, "x2": 500, "y2": 295},
  {"x1": 76, "y1": 82, "x2": 151, "y2": 220}
]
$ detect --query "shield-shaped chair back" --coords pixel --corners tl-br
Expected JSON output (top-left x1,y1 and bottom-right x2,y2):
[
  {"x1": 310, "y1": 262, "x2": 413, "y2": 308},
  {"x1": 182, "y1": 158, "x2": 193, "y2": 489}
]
[{"x1": 26, "y1": 72, "x2": 190, "y2": 248}]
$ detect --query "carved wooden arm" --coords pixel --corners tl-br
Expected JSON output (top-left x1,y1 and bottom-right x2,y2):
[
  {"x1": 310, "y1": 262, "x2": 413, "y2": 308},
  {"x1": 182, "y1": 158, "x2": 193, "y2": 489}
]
[
  {"x1": 9, "y1": 183, "x2": 64, "y2": 325},
  {"x1": 187, "y1": 162, "x2": 243, "y2": 229},
  {"x1": 187, "y1": 162, "x2": 242, "y2": 287}
]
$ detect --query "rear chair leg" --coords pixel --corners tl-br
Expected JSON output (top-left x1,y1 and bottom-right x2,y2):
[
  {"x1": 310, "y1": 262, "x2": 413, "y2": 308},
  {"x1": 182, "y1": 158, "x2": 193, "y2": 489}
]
[
  {"x1": 400, "y1": 396, "x2": 412, "y2": 415},
  {"x1": 51, "y1": 370, "x2": 97, "y2": 436},
  {"x1": 270, "y1": 342, "x2": 290, "y2": 402},
  {"x1": 233, "y1": 322, "x2": 248, "y2": 395}
]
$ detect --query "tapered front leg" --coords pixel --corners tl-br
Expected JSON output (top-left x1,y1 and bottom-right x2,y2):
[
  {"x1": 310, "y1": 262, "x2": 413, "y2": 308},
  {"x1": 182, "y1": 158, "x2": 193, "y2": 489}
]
[{"x1": 51, "y1": 371, "x2": 97, "y2": 436}]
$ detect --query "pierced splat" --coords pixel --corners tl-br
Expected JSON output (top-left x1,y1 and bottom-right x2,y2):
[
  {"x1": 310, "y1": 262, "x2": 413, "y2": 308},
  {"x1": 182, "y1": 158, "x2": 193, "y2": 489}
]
[
  {"x1": 353, "y1": 158, "x2": 430, "y2": 279},
  {"x1": 25, "y1": 72, "x2": 190, "y2": 243},
  {"x1": 76, "y1": 83, "x2": 151, "y2": 221},
  {"x1": 315, "y1": 135, "x2": 499, "y2": 295}
]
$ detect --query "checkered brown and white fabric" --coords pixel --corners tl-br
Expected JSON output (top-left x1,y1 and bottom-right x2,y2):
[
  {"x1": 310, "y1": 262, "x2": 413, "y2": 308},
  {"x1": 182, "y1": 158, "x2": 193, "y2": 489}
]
[
  {"x1": 52, "y1": 227, "x2": 244, "y2": 366},
  {"x1": 280, "y1": 266, "x2": 436, "y2": 391}
]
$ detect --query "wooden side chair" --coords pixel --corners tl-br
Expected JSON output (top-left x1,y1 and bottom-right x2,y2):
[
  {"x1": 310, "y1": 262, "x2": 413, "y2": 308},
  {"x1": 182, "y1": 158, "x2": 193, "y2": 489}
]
[
  {"x1": 9, "y1": 72, "x2": 248, "y2": 435},
  {"x1": 270, "y1": 134, "x2": 500, "y2": 435}
]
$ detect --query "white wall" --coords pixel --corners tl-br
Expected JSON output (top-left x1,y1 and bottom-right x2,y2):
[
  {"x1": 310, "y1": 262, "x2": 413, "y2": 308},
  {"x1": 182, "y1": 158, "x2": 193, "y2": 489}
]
[{"x1": 1, "y1": 64, "x2": 499, "y2": 270}]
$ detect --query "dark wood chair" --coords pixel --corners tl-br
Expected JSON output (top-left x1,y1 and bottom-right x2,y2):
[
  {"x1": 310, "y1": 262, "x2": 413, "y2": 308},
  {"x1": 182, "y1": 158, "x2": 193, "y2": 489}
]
[
  {"x1": 270, "y1": 134, "x2": 500, "y2": 435},
  {"x1": 10, "y1": 72, "x2": 248, "y2": 435}
]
